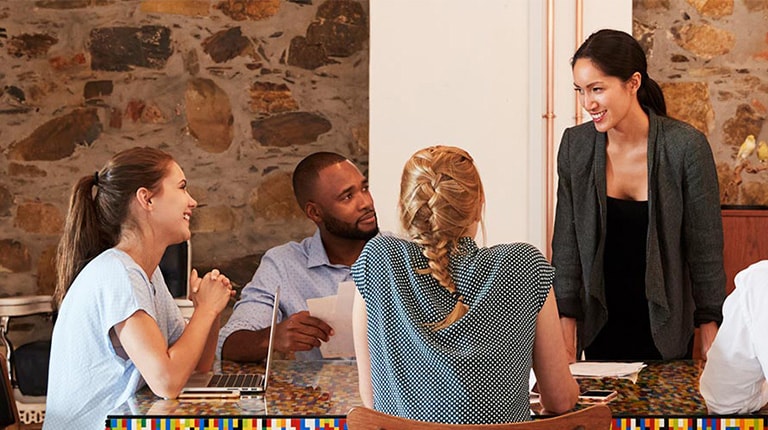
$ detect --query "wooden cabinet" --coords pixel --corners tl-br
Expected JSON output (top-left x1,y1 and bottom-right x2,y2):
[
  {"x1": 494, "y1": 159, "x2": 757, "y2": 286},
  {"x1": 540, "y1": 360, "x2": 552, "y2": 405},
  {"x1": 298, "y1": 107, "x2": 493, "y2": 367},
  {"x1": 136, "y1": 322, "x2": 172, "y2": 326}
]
[
  {"x1": 721, "y1": 208, "x2": 768, "y2": 294},
  {"x1": 691, "y1": 208, "x2": 768, "y2": 359}
]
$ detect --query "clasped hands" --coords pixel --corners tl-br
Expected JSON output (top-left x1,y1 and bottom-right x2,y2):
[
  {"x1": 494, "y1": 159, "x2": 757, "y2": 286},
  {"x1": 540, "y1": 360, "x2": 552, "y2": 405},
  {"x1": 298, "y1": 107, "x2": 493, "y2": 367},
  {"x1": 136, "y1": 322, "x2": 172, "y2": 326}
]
[{"x1": 189, "y1": 268, "x2": 235, "y2": 314}]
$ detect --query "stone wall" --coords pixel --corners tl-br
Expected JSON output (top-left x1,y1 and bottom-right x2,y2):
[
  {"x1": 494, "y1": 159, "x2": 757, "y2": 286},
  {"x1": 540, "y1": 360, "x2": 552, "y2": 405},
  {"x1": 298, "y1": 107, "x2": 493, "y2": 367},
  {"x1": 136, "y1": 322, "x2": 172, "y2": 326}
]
[
  {"x1": 0, "y1": 0, "x2": 368, "y2": 296},
  {"x1": 0, "y1": 0, "x2": 368, "y2": 344},
  {"x1": 634, "y1": 0, "x2": 768, "y2": 206}
]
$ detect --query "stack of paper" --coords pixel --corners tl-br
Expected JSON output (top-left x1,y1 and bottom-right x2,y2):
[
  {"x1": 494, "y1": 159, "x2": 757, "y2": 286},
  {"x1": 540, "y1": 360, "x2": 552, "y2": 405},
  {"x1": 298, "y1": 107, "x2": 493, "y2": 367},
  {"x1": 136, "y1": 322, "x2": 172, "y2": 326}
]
[{"x1": 569, "y1": 362, "x2": 647, "y2": 383}]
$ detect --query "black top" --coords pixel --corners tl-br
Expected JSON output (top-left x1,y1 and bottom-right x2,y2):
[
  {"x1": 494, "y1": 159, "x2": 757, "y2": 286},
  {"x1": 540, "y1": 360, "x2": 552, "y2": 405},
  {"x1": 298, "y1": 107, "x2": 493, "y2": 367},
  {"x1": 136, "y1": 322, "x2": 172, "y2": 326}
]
[{"x1": 585, "y1": 196, "x2": 662, "y2": 360}]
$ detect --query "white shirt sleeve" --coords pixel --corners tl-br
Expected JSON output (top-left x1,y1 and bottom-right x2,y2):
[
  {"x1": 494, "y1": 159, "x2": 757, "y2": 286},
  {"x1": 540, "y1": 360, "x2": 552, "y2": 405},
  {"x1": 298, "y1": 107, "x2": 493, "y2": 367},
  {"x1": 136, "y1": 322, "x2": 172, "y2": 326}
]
[{"x1": 700, "y1": 260, "x2": 768, "y2": 414}]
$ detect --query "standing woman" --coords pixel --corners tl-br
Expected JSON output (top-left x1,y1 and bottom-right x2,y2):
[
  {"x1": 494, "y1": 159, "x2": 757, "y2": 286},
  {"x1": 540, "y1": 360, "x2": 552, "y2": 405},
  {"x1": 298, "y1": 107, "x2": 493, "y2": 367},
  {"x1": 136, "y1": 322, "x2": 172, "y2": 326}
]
[
  {"x1": 552, "y1": 29, "x2": 725, "y2": 361},
  {"x1": 352, "y1": 146, "x2": 578, "y2": 424},
  {"x1": 44, "y1": 147, "x2": 234, "y2": 429}
]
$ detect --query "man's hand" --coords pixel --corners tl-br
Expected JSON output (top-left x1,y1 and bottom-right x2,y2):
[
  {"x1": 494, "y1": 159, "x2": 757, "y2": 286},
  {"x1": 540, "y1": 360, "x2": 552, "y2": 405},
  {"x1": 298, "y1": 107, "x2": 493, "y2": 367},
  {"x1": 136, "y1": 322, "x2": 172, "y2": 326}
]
[{"x1": 274, "y1": 311, "x2": 334, "y2": 354}]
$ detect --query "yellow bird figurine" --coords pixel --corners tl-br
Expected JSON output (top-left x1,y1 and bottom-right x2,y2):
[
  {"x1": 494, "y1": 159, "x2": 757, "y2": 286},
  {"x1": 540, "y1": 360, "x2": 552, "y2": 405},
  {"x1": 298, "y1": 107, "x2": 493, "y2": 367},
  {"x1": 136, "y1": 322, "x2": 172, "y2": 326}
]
[
  {"x1": 736, "y1": 134, "x2": 757, "y2": 161},
  {"x1": 758, "y1": 140, "x2": 768, "y2": 163}
]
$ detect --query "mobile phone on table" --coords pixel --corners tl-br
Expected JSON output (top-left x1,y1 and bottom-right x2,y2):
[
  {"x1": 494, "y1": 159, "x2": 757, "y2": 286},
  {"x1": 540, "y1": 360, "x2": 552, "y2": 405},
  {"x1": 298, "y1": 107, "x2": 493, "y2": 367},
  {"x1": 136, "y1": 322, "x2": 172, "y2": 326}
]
[
  {"x1": 177, "y1": 389, "x2": 240, "y2": 400},
  {"x1": 578, "y1": 389, "x2": 617, "y2": 403}
]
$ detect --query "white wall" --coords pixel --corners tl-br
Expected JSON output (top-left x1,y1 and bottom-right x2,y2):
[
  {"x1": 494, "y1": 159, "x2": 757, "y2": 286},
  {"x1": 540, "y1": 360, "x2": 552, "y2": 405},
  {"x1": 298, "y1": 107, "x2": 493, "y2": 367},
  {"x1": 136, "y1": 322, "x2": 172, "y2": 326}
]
[{"x1": 370, "y1": 1, "x2": 630, "y2": 251}]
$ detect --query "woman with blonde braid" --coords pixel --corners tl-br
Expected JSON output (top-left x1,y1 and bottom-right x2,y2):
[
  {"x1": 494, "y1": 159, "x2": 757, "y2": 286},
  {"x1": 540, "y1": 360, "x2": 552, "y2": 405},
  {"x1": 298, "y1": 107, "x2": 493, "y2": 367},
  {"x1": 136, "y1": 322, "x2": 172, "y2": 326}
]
[{"x1": 351, "y1": 146, "x2": 578, "y2": 424}]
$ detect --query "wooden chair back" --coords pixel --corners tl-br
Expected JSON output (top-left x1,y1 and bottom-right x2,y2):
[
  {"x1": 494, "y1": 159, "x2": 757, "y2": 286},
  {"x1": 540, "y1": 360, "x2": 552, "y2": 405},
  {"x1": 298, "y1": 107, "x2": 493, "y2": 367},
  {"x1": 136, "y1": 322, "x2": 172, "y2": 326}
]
[
  {"x1": 346, "y1": 404, "x2": 612, "y2": 430},
  {"x1": 0, "y1": 352, "x2": 20, "y2": 430}
]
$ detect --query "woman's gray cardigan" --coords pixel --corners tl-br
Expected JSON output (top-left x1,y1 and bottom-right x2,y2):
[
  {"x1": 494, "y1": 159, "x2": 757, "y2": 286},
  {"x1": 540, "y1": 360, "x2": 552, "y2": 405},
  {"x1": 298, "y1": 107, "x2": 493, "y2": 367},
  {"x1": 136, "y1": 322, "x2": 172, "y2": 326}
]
[{"x1": 551, "y1": 110, "x2": 725, "y2": 360}]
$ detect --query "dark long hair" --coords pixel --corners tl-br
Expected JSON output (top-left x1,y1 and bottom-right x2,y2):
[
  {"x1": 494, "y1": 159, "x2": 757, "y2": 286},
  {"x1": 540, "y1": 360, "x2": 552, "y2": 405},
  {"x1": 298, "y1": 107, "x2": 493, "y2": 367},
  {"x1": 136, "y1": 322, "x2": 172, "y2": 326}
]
[
  {"x1": 54, "y1": 147, "x2": 174, "y2": 307},
  {"x1": 572, "y1": 29, "x2": 666, "y2": 116}
]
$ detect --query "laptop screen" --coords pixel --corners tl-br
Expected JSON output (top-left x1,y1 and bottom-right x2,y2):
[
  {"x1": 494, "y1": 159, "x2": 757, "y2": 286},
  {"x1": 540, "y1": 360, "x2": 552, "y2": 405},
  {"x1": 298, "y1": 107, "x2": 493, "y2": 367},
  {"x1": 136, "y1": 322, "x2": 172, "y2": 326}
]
[
  {"x1": 159, "y1": 240, "x2": 191, "y2": 299},
  {"x1": 1, "y1": 354, "x2": 19, "y2": 427}
]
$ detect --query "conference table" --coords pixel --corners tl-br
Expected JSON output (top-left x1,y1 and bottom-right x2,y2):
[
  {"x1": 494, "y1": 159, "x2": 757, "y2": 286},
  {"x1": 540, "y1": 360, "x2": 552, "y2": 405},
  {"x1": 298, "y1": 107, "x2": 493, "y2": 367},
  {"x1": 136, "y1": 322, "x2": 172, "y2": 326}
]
[{"x1": 107, "y1": 359, "x2": 767, "y2": 430}]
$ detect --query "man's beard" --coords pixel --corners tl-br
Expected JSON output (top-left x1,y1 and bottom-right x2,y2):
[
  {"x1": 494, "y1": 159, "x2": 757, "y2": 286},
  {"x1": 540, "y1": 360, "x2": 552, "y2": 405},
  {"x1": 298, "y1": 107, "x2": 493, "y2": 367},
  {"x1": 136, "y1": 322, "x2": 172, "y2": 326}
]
[{"x1": 323, "y1": 212, "x2": 379, "y2": 241}]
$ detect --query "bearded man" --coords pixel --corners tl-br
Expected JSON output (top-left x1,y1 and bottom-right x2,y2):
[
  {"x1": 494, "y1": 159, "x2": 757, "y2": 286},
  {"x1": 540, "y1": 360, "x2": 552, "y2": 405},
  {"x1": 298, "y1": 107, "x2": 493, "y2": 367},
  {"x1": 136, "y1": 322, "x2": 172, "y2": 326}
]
[{"x1": 219, "y1": 152, "x2": 379, "y2": 362}]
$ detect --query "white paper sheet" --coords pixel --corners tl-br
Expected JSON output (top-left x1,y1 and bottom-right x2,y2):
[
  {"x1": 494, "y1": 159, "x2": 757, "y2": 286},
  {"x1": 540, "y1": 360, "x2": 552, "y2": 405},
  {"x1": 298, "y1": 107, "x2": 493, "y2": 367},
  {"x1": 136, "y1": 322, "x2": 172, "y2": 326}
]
[
  {"x1": 569, "y1": 361, "x2": 646, "y2": 383},
  {"x1": 528, "y1": 368, "x2": 539, "y2": 405},
  {"x1": 306, "y1": 281, "x2": 356, "y2": 359}
]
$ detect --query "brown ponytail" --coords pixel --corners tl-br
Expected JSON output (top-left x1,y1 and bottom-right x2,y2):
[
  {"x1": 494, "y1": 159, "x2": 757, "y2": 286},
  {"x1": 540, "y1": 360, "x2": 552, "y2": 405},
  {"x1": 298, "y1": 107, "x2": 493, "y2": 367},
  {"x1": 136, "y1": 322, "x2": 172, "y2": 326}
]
[{"x1": 54, "y1": 147, "x2": 173, "y2": 307}]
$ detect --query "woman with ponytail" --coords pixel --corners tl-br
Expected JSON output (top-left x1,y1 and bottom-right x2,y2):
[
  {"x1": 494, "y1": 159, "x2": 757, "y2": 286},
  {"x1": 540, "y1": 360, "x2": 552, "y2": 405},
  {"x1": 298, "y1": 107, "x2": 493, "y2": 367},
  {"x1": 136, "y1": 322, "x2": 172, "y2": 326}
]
[
  {"x1": 45, "y1": 147, "x2": 235, "y2": 430},
  {"x1": 552, "y1": 29, "x2": 725, "y2": 362},
  {"x1": 351, "y1": 146, "x2": 578, "y2": 424}
]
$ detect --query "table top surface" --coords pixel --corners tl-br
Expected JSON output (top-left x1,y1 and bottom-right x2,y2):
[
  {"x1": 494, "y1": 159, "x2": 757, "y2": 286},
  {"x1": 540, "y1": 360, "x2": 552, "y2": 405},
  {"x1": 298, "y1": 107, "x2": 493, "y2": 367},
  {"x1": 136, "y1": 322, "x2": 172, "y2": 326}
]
[
  {"x1": 109, "y1": 359, "x2": 767, "y2": 418},
  {"x1": 573, "y1": 360, "x2": 706, "y2": 416},
  {"x1": 112, "y1": 359, "x2": 361, "y2": 417}
]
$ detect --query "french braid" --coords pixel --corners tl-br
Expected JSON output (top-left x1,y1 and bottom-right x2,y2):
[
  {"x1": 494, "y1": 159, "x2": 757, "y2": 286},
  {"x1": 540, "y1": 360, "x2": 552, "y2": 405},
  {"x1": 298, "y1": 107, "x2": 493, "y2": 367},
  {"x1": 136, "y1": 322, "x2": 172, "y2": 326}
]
[{"x1": 399, "y1": 146, "x2": 484, "y2": 330}]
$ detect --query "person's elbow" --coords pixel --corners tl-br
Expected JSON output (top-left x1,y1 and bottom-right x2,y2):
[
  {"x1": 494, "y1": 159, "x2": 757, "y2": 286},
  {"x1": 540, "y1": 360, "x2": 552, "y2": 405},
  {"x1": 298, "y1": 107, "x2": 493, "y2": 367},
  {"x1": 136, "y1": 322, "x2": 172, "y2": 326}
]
[
  {"x1": 146, "y1": 375, "x2": 186, "y2": 400},
  {"x1": 705, "y1": 402, "x2": 739, "y2": 415},
  {"x1": 151, "y1": 386, "x2": 182, "y2": 400},
  {"x1": 360, "y1": 390, "x2": 373, "y2": 409},
  {"x1": 700, "y1": 376, "x2": 768, "y2": 415},
  {"x1": 704, "y1": 397, "x2": 755, "y2": 415},
  {"x1": 142, "y1": 360, "x2": 197, "y2": 400},
  {"x1": 540, "y1": 378, "x2": 579, "y2": 414},
  {"x1": 357, "y1": 376, "x2": 374, "y2": 409},
  {"x1": 702, "y1": 388, "x2": 764, "y2": 415},
  {"x1": 540, "y1": 395, "x2": 578, "y2": 415}
]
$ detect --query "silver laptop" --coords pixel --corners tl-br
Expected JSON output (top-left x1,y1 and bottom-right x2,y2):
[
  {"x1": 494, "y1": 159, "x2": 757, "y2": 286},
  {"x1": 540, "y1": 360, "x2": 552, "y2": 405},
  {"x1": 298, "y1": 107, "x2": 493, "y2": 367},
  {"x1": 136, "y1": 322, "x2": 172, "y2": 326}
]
[{"x1": 178, "y1": 288, "x2": 280, "y2": 396}]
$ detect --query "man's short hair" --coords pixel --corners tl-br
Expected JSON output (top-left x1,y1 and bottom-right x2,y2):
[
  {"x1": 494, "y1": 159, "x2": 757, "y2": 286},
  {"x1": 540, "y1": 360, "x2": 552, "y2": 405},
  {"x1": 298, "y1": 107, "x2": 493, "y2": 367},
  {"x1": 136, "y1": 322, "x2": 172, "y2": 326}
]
[{"x1": 292, "y1": 152, "x2": 349, "y2": 208}]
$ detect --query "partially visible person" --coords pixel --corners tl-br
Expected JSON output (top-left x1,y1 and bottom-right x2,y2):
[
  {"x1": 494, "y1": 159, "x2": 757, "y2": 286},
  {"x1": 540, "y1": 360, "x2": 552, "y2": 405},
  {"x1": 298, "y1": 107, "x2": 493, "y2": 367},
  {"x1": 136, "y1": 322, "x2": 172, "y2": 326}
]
[
  {"x1": 44, "y1": 147, "x2": 234, "y2": 430},
  {"x1": 700, "y1": 260, "x2": 768, "y2": 414},
  {"x1": 552, "y1": 29, "x2": 725, "y2": 362},
  {"x1": 219, "y1": 152, "x2": 378, "y2": 362},
  {"x1": 352, "y1": 146, "x2": 578, "y2": 424}
]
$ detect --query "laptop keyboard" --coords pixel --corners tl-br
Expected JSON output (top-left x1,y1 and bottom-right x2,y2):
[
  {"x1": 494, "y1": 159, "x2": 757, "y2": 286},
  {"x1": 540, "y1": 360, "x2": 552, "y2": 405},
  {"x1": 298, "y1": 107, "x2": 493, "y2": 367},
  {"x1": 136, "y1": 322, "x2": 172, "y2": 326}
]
[{"x1": 207, "y1": 373, "x2": 264, "y2": 389}]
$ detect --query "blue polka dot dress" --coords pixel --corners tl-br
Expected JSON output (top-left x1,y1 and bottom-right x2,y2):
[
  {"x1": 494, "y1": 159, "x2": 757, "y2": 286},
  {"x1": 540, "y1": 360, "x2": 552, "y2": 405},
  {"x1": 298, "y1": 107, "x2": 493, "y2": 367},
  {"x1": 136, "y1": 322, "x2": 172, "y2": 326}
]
[{"x1": 351, "y1": 235, "x2": 553, "y2": 424}]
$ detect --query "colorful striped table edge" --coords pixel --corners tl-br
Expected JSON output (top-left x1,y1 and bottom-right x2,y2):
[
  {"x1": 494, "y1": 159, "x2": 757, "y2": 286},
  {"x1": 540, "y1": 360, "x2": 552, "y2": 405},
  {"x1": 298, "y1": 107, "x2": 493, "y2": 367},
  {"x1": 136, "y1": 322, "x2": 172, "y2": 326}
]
[
  {"x1": 611, "y1": 417, "x2": 766, "y2": 430},
  {"x1": 106, "y1": 416, "x2": 768, "y2": 430},
  {"x1": 106, "y1": 417, "x2": 346, "y2": 430}
]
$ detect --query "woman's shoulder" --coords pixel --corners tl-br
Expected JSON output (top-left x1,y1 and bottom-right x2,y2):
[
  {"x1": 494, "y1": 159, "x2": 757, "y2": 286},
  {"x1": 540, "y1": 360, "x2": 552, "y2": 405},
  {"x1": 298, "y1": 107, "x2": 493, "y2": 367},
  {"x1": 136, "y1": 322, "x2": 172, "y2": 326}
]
[
  {"x1": 66, "y1": 249, "x2": 137, "y2": 303},
  {"x1": 558, "y1": 122, "x2": 599, "y2": 165},
  {"x1": 358, "y1": 234, "x2": 415, "y2": 263},
  {"x1": 567, "y1": 120, "x2": 598, "y2": 134},
  {"x1": 561, "y1": 121, "x2": 598, "y2": 143},
  {"x1": 477, "y1": 243, "x2": 553, "y2": 298},
  {"x1": 653, "y1": 115, "x2": 715, "y2": 164},
  {"x1": 654, "y1": 114, "x2": 707, "y2": 143},
  {"x1": 365, "y1": 233, "x2": 412, "y2": 250},
  {"x1": 483, "y1": 242, "x2": 549, "y2": 265},
  {"x1": 78, "y1": 248, "x2": 130, "y2": 278}
]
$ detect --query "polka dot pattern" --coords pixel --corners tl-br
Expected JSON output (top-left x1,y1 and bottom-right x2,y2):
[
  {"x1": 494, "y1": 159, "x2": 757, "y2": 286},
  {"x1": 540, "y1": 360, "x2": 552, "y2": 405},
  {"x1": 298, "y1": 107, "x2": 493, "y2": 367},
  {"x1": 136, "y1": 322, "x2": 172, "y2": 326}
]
[{"x1": 351, "y1": 236, "x2": 553, "y2": 424}]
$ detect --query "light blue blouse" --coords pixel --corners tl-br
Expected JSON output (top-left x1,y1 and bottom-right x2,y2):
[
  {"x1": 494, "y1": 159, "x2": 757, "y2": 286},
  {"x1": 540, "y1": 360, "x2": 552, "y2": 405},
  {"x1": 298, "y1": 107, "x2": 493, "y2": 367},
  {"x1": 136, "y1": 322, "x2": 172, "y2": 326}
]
[{"x1": 44, "y1": 248, "x2": 185, "y2": 430}]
